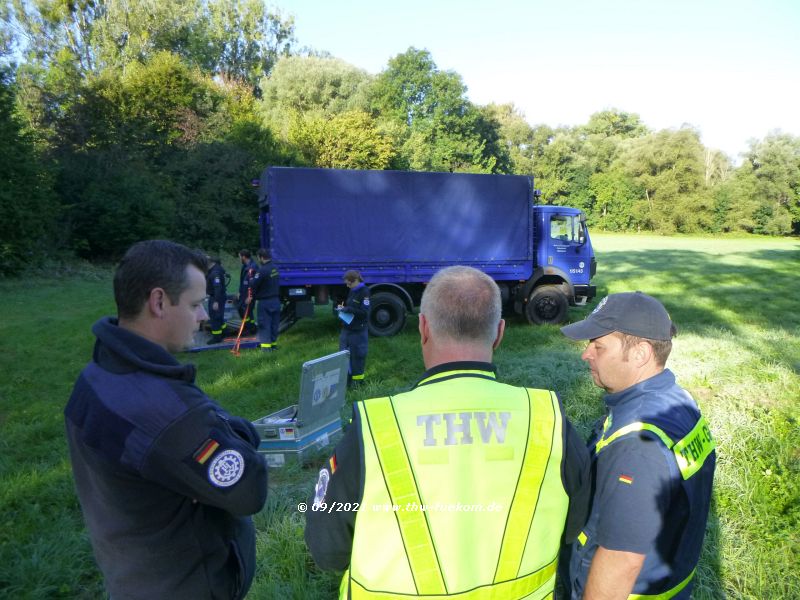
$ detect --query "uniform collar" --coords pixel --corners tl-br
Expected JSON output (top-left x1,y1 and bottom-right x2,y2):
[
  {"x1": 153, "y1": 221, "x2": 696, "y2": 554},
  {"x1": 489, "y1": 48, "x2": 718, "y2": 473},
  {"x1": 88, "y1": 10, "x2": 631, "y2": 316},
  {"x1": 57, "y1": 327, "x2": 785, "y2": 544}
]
[
  {"x1": 603, "y1": 369, "x2": 676, "y2": 408},
  {"x1": 413, "y1": 361, "x2": 498, "y2": 388}
]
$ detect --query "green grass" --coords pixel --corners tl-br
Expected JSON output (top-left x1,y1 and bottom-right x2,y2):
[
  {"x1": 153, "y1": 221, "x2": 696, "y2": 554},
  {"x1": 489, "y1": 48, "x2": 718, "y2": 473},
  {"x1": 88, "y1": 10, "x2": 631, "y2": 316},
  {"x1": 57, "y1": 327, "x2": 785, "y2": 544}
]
[{"x1": 1, "y1": 233, "x2": 798, "y2": 598}]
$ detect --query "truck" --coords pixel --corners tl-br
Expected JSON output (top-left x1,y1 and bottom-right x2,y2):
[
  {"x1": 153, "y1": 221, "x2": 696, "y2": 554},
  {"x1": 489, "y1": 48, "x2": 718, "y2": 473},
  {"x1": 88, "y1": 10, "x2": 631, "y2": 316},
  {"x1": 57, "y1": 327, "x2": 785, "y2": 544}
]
[{"x1": 257, "y1": 166, "x2": 597, "y2": 336}]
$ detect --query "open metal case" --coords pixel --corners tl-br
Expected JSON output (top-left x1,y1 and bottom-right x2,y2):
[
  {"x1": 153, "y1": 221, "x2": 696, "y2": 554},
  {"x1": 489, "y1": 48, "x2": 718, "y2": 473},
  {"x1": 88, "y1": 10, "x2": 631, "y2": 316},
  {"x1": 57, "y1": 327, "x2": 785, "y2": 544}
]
[{"x1": 251, "y1": 350, "x2": 350, "y2": 467}]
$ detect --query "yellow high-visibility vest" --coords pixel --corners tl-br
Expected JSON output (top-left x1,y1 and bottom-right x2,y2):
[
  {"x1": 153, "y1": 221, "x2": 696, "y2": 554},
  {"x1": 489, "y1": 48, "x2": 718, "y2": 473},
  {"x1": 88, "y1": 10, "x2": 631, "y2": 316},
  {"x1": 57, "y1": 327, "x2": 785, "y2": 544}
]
[{"x1": 342, "y1": 369, "x2": 570, "y2": 599}]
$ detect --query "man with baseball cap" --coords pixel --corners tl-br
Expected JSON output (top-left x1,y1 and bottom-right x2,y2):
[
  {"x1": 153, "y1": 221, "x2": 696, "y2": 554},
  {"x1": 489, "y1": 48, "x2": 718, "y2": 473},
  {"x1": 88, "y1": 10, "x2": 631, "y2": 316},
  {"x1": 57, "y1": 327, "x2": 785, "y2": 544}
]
[{"x1": 560, "y1": 292, "x2": 716, "y2": 599}]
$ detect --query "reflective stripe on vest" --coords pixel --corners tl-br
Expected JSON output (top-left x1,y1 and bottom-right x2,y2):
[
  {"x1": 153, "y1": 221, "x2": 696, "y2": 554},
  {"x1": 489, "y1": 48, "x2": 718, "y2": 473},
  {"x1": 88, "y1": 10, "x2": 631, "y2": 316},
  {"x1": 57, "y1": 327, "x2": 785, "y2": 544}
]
[
  {"x1": 628, "y1": 568, "x2": 696, "y2": 599},
  {"x1": 494, "y1": 391, "x2": 558, "y2": 582},
  {"x1": 365, "y1": 397, "x2": 447, "y2": 595},
  {"x1": 348, "y1": 381, "x2": 568, "y2": 599},
  {"x1": 349, "y1": 557, "x2": 558, "y2": 599},
  {"x1": 594, "y1": 416, "x2": 715, "y2": 480}
]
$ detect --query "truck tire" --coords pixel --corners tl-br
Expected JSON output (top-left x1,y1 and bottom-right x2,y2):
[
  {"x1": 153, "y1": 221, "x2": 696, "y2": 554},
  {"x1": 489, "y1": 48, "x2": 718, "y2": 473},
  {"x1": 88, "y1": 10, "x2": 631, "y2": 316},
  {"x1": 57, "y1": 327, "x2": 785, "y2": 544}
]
[
  {"x1": 526, "y1": 285, "x2": 568, "y2": 325},
  {"x1": 368, "y1": 292, "x2": 406, "y2": 337}
]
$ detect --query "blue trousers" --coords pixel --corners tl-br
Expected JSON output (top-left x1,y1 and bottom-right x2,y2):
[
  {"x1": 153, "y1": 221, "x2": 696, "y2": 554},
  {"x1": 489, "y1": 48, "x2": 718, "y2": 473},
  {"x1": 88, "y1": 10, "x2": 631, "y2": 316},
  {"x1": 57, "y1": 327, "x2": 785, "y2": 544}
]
[
  {"x1": 257, "y1": 298, "x2": 281, "y2": 347},
  {"x1": 207, "y1": 300, "x2": 225, "y2": 335},
  {"x1": 340, "y1": 327, "x2": 368, "y2": 380}
]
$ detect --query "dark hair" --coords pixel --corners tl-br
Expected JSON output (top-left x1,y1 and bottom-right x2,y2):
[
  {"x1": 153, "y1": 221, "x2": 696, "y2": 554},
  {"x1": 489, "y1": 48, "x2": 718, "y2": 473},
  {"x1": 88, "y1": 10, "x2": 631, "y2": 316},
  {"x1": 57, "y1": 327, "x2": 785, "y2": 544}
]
[
  {"x1": 620, "y1": 323, "x2": 677, "y2": 366},
  {"x1": 257, "y1": 248, "x2": 271, "y2": 260},
  {"x1": 239, "y1": 249, "x2": 252, "y2": 259},
  {"x1": 114, "y1": 240, "x2": 208, "y2": 319},
  {"x1": 343, "y1": 269, "x2": 363, "y2": 283}
]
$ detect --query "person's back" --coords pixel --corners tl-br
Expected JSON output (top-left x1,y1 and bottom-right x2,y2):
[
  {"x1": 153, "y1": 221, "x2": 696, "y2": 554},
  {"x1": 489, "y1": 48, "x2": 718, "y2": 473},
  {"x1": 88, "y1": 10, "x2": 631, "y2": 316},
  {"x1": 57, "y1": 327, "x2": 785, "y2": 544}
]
[
  {"x1": 305, "y1": 266, "x2": 589, "y2": 599},
  {"x1": 65, "y1": 240, "x2": 268, "y2": 599},
  {"x1": 348, "y1": 372, "x2": 571, "y2": 596}
]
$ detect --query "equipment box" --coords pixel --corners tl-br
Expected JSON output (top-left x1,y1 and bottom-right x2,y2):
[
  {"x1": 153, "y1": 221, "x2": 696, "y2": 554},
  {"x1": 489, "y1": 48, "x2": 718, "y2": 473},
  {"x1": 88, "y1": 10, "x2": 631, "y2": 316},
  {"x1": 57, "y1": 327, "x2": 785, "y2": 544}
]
[{"x1": 252, "y1": 350, "x2": 349, "y2": 467}]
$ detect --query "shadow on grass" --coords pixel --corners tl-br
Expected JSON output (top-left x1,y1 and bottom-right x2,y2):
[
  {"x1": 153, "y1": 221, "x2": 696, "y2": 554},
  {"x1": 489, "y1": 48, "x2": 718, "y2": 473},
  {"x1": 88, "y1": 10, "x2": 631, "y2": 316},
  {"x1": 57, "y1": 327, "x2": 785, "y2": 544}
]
[{"x1": 579, "y1": 246, "x2": 800, "y2": 374}]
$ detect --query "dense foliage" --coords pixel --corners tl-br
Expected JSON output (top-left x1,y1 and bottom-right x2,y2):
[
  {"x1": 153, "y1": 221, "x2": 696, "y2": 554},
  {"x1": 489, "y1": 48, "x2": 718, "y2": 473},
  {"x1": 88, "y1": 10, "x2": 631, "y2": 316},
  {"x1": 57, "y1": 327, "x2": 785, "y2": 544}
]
[{"x1": 1, "y1": 1, "x2": 798, "y2": 273}]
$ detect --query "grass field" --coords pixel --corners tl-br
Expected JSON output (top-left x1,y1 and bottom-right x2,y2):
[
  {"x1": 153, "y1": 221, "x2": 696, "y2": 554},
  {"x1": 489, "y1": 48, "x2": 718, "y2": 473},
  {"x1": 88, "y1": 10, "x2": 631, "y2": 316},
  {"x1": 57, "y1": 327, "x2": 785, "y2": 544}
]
[{"x1": 1, "y1": 233, "x2": 798, "y2": 599}]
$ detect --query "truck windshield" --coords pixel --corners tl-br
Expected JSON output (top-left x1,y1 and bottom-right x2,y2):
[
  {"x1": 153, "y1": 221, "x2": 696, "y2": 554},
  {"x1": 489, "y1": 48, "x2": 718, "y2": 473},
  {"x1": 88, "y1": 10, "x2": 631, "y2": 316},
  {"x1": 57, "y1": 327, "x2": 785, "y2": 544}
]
[{"x1": 550, "y1": 215, "x2": 576, "y2": 242}]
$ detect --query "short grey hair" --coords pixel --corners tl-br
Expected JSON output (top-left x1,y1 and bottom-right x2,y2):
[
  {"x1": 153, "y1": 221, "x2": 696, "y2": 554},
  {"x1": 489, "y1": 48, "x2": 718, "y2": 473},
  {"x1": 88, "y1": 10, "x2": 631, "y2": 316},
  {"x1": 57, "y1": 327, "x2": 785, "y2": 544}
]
[{"x1": 420, "y1": 266, "x2": 501, "y2": 345}]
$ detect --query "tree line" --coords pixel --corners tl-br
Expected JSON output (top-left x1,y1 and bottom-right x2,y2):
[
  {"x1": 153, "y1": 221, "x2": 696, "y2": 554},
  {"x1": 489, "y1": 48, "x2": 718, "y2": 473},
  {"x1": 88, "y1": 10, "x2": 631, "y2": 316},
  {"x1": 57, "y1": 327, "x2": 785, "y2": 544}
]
[{"x1": 1, "y1": 0, "x2": 798, "y2": 275}]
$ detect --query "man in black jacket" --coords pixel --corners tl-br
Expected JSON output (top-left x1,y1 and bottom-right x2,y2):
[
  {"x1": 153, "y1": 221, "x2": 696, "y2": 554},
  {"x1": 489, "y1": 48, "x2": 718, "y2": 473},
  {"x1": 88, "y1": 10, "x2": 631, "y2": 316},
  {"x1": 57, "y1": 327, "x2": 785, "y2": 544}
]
[
  {"x1": 249, "y1": 248, "x2": 281, "y2": 352},
  {"x1": 237, "y1": 250, "x2": 257, "y2": 335},
  {"x1": 206, "y1": 254, "x2": 228, "y2": 344},
  {"x1": 65, "y1": 240, "x2": 268, "y2": 600}
]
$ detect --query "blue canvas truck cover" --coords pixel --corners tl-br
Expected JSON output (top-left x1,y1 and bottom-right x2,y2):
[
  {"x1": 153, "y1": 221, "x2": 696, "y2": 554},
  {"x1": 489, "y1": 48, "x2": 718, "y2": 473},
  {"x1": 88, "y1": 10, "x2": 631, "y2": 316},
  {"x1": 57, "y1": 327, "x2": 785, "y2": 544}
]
[{"x1": 259, "y1": 167, "x2": 534, "y2": 265}]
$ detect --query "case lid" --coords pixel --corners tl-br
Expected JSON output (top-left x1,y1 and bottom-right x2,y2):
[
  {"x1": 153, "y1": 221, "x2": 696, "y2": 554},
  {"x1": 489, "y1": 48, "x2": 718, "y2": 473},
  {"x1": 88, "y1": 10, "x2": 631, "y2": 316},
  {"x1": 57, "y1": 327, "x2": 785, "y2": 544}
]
[{"x1": 296, "y1": 350, "x2": 350, "y2": 429}]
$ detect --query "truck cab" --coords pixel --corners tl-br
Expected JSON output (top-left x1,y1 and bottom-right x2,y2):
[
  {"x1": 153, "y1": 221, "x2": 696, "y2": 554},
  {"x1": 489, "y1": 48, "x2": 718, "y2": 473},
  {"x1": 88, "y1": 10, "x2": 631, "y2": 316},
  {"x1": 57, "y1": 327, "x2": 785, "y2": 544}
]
[{"x1": 519, "y1": 205, "x2": 597, "y2": 324}]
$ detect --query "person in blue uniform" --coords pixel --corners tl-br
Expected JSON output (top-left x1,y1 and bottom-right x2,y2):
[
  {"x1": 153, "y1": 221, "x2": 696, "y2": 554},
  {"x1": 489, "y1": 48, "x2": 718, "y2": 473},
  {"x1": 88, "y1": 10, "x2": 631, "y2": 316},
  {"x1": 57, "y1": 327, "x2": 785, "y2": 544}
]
[
  {"x1": 560, "y1": 292, "x2": 716, "y2": 599},
  {"x1": 237, "y1": 250, "x2": 257, "y2": 335},
  {"x1": 249, "y1": 248, "x2": 281, "y2": 352},
  {"x1": 64, "y1": 240, "x2": 268, "y2": 599},
  {"x1": 337, "y1": 270, "x2": 370, "y2": 386},
  {"x1": 205, "y1": 255, "x2": 228, "y2": 344}
]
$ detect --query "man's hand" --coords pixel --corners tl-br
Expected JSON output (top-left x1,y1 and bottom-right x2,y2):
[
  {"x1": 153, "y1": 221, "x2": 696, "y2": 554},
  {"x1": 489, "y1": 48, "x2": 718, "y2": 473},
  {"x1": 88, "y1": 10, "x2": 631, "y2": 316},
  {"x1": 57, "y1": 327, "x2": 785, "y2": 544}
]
[{"x1": 583, "y1": 546, "x2": 645, "y2": 600}]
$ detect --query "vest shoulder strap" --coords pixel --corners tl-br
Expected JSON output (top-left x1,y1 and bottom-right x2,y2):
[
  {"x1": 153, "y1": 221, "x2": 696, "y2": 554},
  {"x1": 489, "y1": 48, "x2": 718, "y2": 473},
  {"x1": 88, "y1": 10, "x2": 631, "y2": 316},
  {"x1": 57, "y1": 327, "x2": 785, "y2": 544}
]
[
  {"x1": 595, "y1": 416, "x2": 715, "y2": 480},
  {"x1": 494, "y1": 389, "x2": 559, "y2": 582},
  {"x1": 362, "y1": 396, "x2": 447, "y2": 595}
]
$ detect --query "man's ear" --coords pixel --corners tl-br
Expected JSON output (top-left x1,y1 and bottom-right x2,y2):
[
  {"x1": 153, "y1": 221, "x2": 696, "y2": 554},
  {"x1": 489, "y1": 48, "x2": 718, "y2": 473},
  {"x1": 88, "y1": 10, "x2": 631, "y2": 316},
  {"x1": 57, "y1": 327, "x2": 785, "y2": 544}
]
[
  {"x1": 492, "y1": 319, "x2": 506, "y2": 350},
  {"x1": 148, "y1": 288, "x2": 167, "y2": 318},
  {"x1": 632, "y1": 340, "x2": 654, "y2": 367},
  {"x1": 418, "y1": 313, "x2": 430, "y2": 346}
]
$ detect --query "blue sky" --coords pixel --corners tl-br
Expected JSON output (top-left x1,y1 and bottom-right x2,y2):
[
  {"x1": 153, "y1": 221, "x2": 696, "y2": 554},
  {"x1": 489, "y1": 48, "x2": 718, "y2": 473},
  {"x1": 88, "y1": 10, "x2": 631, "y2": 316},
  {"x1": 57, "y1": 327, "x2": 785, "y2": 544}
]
[{"x1": 274, "y1": 0, "x2": 799, "y2": 161}]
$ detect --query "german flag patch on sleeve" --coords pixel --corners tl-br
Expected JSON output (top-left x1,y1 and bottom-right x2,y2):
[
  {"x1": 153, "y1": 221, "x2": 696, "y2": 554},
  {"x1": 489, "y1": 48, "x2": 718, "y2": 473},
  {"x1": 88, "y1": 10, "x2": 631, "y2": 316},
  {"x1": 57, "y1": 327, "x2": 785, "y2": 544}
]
[{"x1": 193, "y1": 439, "x2": 220, "y2": 465}]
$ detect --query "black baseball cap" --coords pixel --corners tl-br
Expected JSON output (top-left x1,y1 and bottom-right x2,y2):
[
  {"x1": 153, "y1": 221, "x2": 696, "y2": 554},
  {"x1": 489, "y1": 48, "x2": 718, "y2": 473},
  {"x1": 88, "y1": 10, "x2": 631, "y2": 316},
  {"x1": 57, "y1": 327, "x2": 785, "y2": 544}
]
[{"x1": 561, "y1": 291, "x2": 674, "y2": 341}]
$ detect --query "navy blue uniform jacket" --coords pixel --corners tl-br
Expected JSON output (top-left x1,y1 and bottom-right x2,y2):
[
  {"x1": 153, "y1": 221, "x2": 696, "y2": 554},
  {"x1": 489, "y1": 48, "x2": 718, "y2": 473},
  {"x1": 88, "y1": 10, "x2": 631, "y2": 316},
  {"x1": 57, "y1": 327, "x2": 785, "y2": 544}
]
[{"x1": 65, "y1": 318, "x2": 268, "y2": 599}]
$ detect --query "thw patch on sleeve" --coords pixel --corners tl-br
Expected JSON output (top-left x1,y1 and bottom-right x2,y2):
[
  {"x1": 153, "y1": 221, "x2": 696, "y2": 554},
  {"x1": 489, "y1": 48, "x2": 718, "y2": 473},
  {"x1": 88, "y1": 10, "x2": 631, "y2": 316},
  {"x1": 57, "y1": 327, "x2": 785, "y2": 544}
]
[
  {"x1": 312, "y1": 467, "x2": 331, "y2": 508},
  {"x1": 618, "y1": 473, "x2": 634, "y2": 485},
  {"x1": 208, "y1": 449, "x2": 245, "y2": 487},
  {"x1": 363, "y1": 298, "x2": 370, "y2": 306}
]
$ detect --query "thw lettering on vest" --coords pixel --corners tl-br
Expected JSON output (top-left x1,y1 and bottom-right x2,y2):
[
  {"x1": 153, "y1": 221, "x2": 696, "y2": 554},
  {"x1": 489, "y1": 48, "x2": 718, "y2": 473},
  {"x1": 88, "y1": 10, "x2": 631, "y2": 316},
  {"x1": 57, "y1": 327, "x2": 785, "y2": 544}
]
[
  {"x1": 417, "y1": 412, "x2": 511, "y2": 446},
  {"x1": 680, "y1": 424, "x2": 713, "y2": 462}
]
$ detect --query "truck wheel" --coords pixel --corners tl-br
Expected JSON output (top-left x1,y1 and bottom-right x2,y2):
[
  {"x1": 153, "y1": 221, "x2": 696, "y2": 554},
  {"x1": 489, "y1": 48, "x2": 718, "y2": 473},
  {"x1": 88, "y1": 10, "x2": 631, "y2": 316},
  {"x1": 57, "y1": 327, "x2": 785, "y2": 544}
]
[
  {"x1": 368, "y1": 292, "x2": 406, "y2": 337},
  {"x1": 526, "y1": 285, "x2": 568, "y2": 325}
]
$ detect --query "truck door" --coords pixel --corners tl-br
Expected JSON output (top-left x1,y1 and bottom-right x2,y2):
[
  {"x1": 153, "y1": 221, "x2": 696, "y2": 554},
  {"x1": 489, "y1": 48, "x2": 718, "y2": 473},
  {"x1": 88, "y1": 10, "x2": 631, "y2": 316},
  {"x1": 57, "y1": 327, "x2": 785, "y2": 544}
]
[{"x1": 544, "y1": 213, "x2": 592, "y2": 287}]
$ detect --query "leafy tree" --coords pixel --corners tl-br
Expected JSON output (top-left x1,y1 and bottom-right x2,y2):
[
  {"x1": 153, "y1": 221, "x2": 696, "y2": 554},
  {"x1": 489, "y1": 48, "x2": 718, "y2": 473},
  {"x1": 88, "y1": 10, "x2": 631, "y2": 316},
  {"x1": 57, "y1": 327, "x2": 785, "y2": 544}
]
[
  {"x1": 483, "y1": 103, "x2": 545, "y2": 175},
  {"x1": 199, "y1": 0, "x2": 295, "y2": 90},
  {"x1": 63, "y1": 149, "x2": 173, "y2": 258},
  {"x1": 734, "y1": 132, "x2": 800, "y2": 235},
  {"x1": 367, "y1": 48, "x2": 504, "y2": 173},
  {"x1": 581, "y1": 108, "x2": 648, "y2": 139},
  {"x1": 4, "y1": 0, "x2": 295, "y2": 86},
  {"x1": 0, "y1": 70, "x2": 56, "y2": 273},
  {"x1": 618, "y1": 127, "x2": 708, "y2": 233},
  {"x1": 588, "y1": 169, "x2": 637, "y2": 231},
  {"x1": 288, "y1": 110, "x2": 395, "y2": 170},
  {"x1": 260, "y1": 55, "x2": 369, "y2": 115}
]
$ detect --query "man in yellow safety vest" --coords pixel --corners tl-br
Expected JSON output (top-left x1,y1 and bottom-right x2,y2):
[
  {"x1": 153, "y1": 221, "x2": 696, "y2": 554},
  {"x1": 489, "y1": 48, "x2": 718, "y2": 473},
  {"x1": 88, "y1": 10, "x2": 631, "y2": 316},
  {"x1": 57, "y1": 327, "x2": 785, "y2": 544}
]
[{"x1": 305, "y1": 265, "x2": 591, "y2": 599}]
